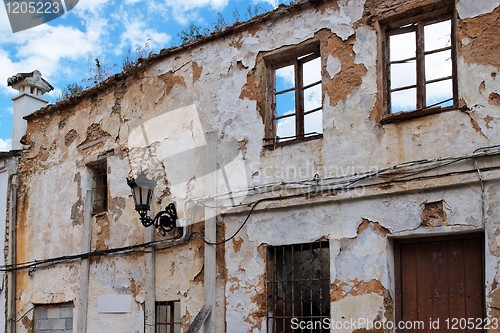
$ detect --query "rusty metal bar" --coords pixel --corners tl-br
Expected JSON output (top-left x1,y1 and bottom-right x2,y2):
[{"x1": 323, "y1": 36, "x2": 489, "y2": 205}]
[{"x1": 266, "y1": 242, "x2": 330, "y2": 332}]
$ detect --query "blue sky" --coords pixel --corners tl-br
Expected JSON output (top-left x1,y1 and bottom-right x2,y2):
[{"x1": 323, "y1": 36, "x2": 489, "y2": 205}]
[{"x1": 0, "y1": 0, "x2": 292, "y2": 151}]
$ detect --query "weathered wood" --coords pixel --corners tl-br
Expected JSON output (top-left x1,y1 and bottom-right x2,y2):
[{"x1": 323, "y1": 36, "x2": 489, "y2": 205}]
[
  {"x1": 187, "y1": 305, "x2": 212, "y2": 333},
  {"x1": 77, "y1": 190, "x2": 93, "y2": 333}
]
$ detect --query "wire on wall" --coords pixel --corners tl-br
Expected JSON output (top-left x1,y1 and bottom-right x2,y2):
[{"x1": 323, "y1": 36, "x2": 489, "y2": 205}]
[{"x1": 3, "y1": 145, "x2": 500, "y2": 271}]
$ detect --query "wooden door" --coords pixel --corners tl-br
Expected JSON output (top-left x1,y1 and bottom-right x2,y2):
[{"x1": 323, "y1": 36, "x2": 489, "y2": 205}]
[{"x1": 395, "y1": 233, "x2": 485, "y2": 332}]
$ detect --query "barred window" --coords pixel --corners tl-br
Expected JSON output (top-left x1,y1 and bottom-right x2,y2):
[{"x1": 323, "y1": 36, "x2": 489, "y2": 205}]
[
  {"x1": 155, "y1": 301, "x2": 181, "y2": 333},
  {"x1": 267, "y1": 242, "x2": 330, "y2": 333}
]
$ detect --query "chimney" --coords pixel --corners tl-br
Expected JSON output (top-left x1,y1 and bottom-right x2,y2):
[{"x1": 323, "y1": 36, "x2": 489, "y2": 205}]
[{"x1": 7, "y1": 70, "x2": 53, "y2": 150}]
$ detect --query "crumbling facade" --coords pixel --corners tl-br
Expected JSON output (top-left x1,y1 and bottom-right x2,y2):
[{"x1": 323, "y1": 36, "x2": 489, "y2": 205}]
[
  {"x1": 4, "y1": 0, "x2": 500, "y2": 332},
  {"x1": 0, "y1": 151, "x2": 18, "y2": 333}
]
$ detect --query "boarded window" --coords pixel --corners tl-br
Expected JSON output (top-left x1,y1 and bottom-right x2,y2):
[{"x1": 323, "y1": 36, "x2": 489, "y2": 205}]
[
  {"x1": 265, "y1": 44, "x2": 323, "y2": 146},
  {"x1": 156, "y1": 301, "x2": 181, "y2": 333},
  {"x1": 384, "y1": 7, "x2": 457, "y2": 115},
  {"x1": 394, "y1": 233, "x2": 485, "y2": 332},
  {"x1": 33, "y1": 303, "x2": 73, "y2": 333},
  {"x1": 88, "y1": 160, "x2": 107, "y2": 214},
  {"x1": 267, "y1": 242, "x2": 330, "y2": 333}
]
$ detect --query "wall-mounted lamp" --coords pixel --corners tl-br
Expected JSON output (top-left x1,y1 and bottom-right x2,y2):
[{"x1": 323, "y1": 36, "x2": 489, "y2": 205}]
[{"x1": 127, "y1": 173, "x2": 179, "y2": 236}]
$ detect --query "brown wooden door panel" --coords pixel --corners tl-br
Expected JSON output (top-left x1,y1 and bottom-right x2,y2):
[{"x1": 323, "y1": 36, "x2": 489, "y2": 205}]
[{"x1": 395, "y1": 233, "x2": 485, "y2": 332}]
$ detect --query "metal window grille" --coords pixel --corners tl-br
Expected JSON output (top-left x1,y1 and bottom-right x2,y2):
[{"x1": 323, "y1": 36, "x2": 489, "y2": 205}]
[
  {"x1": 155, "y1": 301, "x2": 181, "y2": 333},
  {"x1": 267, "y1": 242, "x2": 330, "y2": 333},
  {"x1": 89, "y1": 160, "x2": 107, "y2": 214}
]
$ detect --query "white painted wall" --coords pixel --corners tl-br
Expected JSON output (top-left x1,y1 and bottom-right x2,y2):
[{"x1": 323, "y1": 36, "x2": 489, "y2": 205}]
[{"x1": 11, "y1": 93, "x2": 49, "y2": 150}]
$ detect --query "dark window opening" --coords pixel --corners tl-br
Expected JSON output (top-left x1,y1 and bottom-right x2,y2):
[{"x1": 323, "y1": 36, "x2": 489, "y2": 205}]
[
  {"x1": 155, "y1": 301, "x2": 181, "y2": 333},
  {"x1": 265, "y1": 45, "x2": 323, "y2": 147},
  {"x1": 89, "y1": 160, "x2": 107, "y2": 214},
  {"x1": 384, "y1": 9, "x2": 457, "y2": 116},
  {"x1": 267, "y1": 241, "x2": 330, "y2": 333}
]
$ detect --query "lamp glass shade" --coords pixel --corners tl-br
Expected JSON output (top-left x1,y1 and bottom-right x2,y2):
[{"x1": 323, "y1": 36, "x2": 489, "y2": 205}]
[{"x1": 127, "y1": 177, "x2": 154, "y2": 213}]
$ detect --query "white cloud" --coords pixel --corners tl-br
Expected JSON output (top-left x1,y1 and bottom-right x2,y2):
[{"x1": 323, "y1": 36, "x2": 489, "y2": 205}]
[
  {"x1": 0, "y1": 138, "x2": 11, "y2": 152},
  {"x1": 389, "y1": 19, "x2": 453, "y2": 112},
  {"x1": 15, "y1": 25, "x2": 95, "y2": 61},
  {"x1": 0, "y1": 24, "x2": 100, "y2": 97},
  {"x1": 149, "y1": 0, "x2": 229, "y2": 25},
  {"x1": 73, "y1": 0, "x2": 109, "y2": 15},
  {"x1": 275, "y1": 56, "x2": 323, "y2": 137},
  {"x1": 118, "y1": 16, "x2": 171, "y2": 52},
  {"x1": 253, "y1": 0, "x2": 280, "y2": 7},
  {"x1": 276, "y1": 110, "x2": 295, "y2": 139},
  {"x1": 0, "y1": 0, "x2": 111, "y2": 97}
]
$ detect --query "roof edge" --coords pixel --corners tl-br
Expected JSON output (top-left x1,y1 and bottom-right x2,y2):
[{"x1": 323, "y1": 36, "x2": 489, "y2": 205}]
[
  {"x1": 0, "y1": 150, "x2": 22, "y2": 158},
  {"x1": 25, "y1": 0, "x2": 319, "y2": 121}
]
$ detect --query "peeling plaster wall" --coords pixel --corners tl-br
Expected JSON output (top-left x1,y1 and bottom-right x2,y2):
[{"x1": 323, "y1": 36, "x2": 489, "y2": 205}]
[
  {"x1": 13, "y1": 0, "x2": 500, "y2": 332},
  {"x1": 0, "y1": 157, "x2": 15, "y2": 333}
]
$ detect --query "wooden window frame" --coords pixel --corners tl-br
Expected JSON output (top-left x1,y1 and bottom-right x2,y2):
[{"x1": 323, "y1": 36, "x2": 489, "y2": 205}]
[
  {"x1": 381, "y1": 6, "x2": 458, "y2": 124},
  {"x1": 155, "y1": 301, "x2": 181, "y2": 333},
  {"x1": 88, "y1": 159, "x2": 108, "y2": 215},
  {"x1": 263, "y1": 43, "x2": 323, "y2": 149}
]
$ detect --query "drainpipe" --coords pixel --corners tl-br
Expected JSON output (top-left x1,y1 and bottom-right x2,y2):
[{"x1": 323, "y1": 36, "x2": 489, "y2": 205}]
[
  {"x1": 7, "y1": 176, "x2": 17, "y2": 333},
  {"x1": 144, "y1": 202, "x2": 191, "y2": 333},
  {"x1": 76, "y1": 190, "x2": 93, "y2": 333},
  {"x1": 203, "y1": 132, "x2": 217, "y2": 333},
  {"x1": 144, "y1": 224, "x2": 155, "y2": 333}
]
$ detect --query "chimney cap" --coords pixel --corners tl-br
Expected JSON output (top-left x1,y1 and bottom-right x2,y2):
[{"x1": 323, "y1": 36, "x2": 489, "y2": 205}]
[{"x1": 7, "y1": 70, "x2": 54, "y2": 93}]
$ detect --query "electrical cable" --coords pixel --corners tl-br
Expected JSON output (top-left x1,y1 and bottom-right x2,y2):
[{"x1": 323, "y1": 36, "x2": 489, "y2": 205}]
[
  {"x1": 0, "y1": 234, "x2": 184, "y2": 273},
  {"x1": 4, "y1": 145, "x2": 500, "y2": 271},
  {"x1": 202, "y1": 193, "x2": 305, "y2": 246}
]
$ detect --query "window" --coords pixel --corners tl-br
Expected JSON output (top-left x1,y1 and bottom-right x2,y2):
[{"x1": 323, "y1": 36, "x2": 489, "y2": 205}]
[
  {"x1": 88, "y1": 160, "x2": 107, "y2": 214},
  {"x1": 266, "y1": 242, "x2": 330, "y2": 333},
  {"x1": 33, "y1": 303, "x2": 73, "y2": 332},
  {"x1": 155, "y1": 301, "x2": 181, "y2": 333},
  {"x1": 383, "y1": 7, "x2": 457, "y2": 116},
  {"x1": 265, "y1": 44, "x2": 323, "y2": 146}
]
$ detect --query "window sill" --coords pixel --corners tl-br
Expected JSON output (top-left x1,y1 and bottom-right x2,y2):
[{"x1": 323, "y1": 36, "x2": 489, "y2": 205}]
[
  {"x1": 92, "y1": 210, "x2": 108, "y2": 217},
  {"x1": 380, "y1": 106, "x2": 457, "y2": 125},
  {"x1": 263, "y1": 133, "x2": 323, "y2": 150}
]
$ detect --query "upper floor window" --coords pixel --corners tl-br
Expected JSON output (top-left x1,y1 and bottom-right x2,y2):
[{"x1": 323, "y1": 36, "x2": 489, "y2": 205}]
[
  {"x1": 384, "y1": 8, "x2": 457, "y2": 116},
  {"x1": 264, "y1": 44, "x2": 323, "y2": 147},
  {"x1": 88, "y1": 159, "x2": 108, "y2": 214}
]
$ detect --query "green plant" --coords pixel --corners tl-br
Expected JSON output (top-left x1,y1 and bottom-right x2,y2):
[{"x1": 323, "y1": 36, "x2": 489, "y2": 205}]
[
  {"x1": 178, "y1": 23, "x2": 204, "y2": 44},
  {"x1": 57, "y1": 83, "x2": 84, "y2": 101},
  {"x1": 122, "y1": 41, "x2": 152, "y2": 71}
]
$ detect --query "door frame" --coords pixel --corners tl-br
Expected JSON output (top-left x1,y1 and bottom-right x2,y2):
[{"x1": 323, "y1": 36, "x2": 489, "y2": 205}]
[{"x1": 393, "y1": 232, "x2": 486, "y2": 329}]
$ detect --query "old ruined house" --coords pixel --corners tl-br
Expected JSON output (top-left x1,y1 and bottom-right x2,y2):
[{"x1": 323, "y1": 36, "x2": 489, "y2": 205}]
[
  {"x1": 3, "y1": 0, "x2": 500, "y2": 332},
  {"x1": 0, "y1": 150, "x2": 18, "y2": 333}
]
